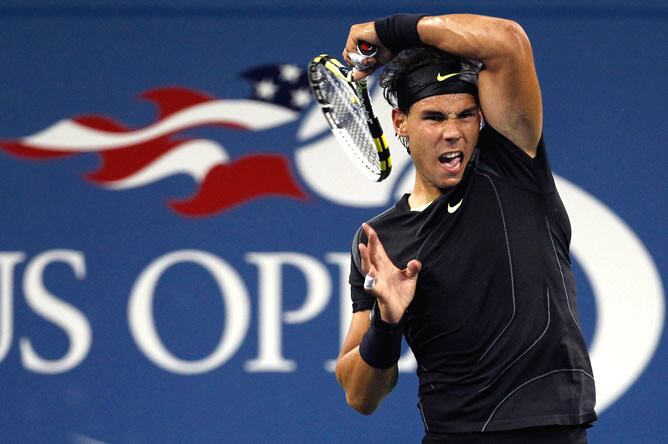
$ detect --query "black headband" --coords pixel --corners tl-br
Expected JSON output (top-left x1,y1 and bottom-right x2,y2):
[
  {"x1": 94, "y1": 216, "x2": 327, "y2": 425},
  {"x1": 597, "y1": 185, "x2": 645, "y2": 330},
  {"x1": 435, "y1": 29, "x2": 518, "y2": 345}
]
[{"x1": 397, "y1": 63, "x2": 478, "y2": 111}]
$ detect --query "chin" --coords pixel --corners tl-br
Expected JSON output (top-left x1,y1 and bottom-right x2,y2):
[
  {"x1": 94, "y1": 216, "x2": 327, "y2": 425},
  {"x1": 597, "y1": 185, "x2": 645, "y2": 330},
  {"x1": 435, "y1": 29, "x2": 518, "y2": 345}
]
[{"x1": 438, "y1": 176, "x2": 463, "y2": 190}]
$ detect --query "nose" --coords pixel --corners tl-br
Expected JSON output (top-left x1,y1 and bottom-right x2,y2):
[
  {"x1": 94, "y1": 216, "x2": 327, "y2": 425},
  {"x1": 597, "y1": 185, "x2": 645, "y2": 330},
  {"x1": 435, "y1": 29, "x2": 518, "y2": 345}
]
[{"x1": 441, "y1": 118, "x2": 463, "y2": 144}]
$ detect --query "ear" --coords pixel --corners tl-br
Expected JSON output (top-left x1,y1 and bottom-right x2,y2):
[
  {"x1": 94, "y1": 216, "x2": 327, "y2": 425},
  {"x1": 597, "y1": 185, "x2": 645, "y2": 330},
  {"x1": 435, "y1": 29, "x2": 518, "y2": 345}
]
[{"x1": 392, "y1": 108, "x2": 408, "y2": 136}]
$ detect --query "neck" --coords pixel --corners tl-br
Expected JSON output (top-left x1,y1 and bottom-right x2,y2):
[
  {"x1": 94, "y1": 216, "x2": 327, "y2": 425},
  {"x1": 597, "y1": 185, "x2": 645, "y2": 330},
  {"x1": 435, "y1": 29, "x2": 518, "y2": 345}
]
[{"x1": 408, "y1": 181, "x2": 443, "y2": 210}]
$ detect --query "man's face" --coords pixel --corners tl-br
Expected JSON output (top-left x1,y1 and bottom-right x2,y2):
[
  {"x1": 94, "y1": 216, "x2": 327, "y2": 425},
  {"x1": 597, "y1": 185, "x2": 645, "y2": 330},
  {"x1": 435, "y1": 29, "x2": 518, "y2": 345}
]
[{"x1": 393, "y1": 93, "x2": 482, "y2": 192}]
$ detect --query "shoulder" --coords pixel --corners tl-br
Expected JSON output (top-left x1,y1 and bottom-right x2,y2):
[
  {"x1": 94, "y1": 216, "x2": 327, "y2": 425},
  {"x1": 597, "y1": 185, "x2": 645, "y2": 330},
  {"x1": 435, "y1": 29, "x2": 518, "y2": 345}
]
[
  {"x1": 475, "y1": 125, "x2": 554, "y2": 192},
  {"x1": 477, "y1": 124, "x2": 546, "y2": 162},
  {"x1": 350, "y1": 195, "x2": 409, "y2": 267},
  {"x1": 358, "y1": 195, "x2": 409, "y2": 236}
]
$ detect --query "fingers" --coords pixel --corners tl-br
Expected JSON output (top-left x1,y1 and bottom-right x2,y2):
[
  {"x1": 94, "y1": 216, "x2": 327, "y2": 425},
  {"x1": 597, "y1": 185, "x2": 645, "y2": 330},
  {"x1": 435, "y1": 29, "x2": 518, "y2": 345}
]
[
  {"x1": 342, "y1": 49, "x2": 378, "y2": 80},
  {"x1": 362, "y1": 222, "x2": 377, "y2": 253},
  {"x1": 343, "y1": 30, "x2": 362, "y2": 66},
  {"x1": 405, "y1": 259, "x2": 422, "y2": 279},
  {"x1": 358, "y1": 225, "x2": 381, "y2": 271},
  {"x1": 358, "y1": 242, "x2": 370, "y2": 275},
  {"x1": 358, "y1": 243, "x2": 376, "y2": 293},
  {"x1": 358, "y1": 235, "x2": 380, "y2": 274},
  {"x1": 342, "y1": 45, "x2": 354, "y2": 66},
  {"x1": 343, "y1": 23, "x2": 371, "y2": 58},
  {"x1": 362, "y1": 224, "x2": 380, "y2": 267},
  {"x1": 343, "y1": 21, "x2": 385, "y2": 73},
  {"x1": 362, "y1": 223, "x2": 421, "y2": 280},
  {"x1": 359, "y1": 223, "x2": 383, "y2": 293},
  {"x1": 351, "y1": 63, "x2": 378, "y2": 81}
]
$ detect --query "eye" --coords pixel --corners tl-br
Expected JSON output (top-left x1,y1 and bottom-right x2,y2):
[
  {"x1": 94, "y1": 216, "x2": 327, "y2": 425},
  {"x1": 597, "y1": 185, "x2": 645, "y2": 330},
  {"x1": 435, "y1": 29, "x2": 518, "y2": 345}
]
[
  {"x1": 457, "y1": 107, "x2": 480, "y2": 120},
  {"x1": 423, "y1": 113, "x2": 444, "y2": 121}
]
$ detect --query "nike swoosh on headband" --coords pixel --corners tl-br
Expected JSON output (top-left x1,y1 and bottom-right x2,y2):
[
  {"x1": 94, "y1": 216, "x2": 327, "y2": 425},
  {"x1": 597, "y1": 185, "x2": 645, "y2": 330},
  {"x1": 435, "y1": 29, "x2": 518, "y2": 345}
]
[{"x1": 437, "y1": 72, "x2": 461, "y2": 82}]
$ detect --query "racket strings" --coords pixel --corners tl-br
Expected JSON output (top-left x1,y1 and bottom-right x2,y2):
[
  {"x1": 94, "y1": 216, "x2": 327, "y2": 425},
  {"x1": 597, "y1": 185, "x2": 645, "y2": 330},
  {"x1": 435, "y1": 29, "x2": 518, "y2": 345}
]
[{"x1": 319, "y1": 67, "x2": 380, "y2": 173}]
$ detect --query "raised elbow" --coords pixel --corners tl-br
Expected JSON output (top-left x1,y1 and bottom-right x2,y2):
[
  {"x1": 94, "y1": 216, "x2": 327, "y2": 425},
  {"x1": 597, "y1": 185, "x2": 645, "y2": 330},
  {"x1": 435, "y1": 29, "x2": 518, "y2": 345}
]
[
  {"x1": 482, "y1": 18, "x2": 533, "y2": 69},
  {"x1": 495, "y1": 19, "x2": 532, "y2": 55}
]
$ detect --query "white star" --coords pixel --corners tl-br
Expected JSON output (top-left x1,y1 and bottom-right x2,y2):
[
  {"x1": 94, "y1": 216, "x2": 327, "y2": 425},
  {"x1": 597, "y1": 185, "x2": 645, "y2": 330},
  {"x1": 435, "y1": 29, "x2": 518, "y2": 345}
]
[
  {"x1": 255, "y1": 79, "x2": 278, "y2": 100},
  {"x1": 291, "y1": 88, "x2": 312, "y2": 109},
  {"x1": 279, "y1": 64, "x2": 302, "y2": 83}
]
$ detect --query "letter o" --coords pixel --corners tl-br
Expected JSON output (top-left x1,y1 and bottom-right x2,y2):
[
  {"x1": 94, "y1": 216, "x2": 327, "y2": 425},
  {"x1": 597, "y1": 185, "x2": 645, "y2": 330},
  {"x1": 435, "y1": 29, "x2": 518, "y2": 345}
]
[{"x1": 128, "y1": 250, "x2": 250, "y2": 374}]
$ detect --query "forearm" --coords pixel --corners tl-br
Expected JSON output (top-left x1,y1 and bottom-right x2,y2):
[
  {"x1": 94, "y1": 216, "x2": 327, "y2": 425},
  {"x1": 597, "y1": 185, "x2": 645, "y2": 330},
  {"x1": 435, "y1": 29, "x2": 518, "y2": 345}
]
[
  {"x1": 416, "y1": 14, "x2": 542, "y2": 152},
  {"x1": 335, "y1": 346, "x2": 398, "y2": 415},
  {"x1": 417, "y1": 14, "x2": 532, "y2": 70}
]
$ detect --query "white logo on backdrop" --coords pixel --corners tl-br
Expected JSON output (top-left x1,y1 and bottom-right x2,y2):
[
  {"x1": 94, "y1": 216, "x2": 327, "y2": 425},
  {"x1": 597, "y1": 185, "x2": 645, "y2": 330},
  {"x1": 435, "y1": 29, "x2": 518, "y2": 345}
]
[
  {"x1": 556, "y1": 177, "x2": 664, "y2": 412},
  {"x1": 294, "y1": 83, "x2": 665, "y2": 414}
]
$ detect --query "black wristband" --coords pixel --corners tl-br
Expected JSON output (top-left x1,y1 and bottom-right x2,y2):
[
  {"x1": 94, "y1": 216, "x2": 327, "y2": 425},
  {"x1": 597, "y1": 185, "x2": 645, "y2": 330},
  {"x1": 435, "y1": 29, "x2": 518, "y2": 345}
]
[
  {"x1": 374, "y1": 14, "x2": 427, "y2": 54},
  {"x1": 358, "y1": 303, "x2": 403, "y2": 369}
]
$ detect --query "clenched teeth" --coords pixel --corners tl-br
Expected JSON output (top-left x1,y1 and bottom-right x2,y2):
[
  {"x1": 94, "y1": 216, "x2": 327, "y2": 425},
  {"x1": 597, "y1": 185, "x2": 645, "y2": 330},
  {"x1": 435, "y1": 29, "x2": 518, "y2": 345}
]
[{"x1": 439, "y1": 151, "x2": 464, "y2": 163}]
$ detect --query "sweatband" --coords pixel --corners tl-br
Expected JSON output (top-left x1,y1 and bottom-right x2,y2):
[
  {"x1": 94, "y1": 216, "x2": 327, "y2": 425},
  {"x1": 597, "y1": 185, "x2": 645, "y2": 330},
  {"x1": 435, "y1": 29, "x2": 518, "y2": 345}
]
[
  {"x1": 359, "y1": 303, "x2": 403, "y2": 369},
  {"x1": 397, "y1": 63, "x2": 479, "y2": 110},
  {"x1": 374, "y1": 14, "x2": 426, "y2": 54}
]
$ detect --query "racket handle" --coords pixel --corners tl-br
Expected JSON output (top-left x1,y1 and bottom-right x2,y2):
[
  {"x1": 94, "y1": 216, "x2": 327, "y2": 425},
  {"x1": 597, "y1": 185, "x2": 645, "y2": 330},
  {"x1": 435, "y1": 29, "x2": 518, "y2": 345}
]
[{"x1": 350, "y1": 40, "x2": 377, "y2": 72}]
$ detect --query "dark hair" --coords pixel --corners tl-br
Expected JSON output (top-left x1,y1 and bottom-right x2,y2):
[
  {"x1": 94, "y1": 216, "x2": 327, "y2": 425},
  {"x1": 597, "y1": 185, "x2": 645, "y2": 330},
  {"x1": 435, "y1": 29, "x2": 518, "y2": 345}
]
[{"x1": 379, "y1": 47, "x2": 483, "y2": 113}]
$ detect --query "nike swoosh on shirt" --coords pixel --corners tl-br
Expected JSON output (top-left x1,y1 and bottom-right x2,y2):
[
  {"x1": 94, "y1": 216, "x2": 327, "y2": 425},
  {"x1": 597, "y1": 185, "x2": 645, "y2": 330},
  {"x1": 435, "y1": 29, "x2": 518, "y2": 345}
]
[
  {"x1": 437, "y1": 72, "x2": 461, "y2": 82},
  {"x1": 448, "y1": 198, "x2": 463, "y2": 213}
]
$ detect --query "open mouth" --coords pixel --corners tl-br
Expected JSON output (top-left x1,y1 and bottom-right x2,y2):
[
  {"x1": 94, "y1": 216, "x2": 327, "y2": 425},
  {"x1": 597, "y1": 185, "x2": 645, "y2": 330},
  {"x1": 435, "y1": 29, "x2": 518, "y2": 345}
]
[{"x1": 438, "y1": 151, "x2": 464, "y2": 170}]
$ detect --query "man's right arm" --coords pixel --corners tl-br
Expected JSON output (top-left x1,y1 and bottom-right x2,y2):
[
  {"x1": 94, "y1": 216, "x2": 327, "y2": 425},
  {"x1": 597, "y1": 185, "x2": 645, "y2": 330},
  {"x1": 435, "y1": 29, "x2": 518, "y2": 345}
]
[
  {"x1": 343, "y1": 14, "x2": 542, "y2": 157},
  {"x1": 335, "y1": 310, "x2": 398, "y2": 415}
]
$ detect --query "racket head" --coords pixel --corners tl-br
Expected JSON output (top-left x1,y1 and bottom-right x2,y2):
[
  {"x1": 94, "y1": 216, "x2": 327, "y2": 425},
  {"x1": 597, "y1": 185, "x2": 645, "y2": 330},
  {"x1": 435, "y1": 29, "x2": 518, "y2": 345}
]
[{"x1": 307, "y1": 55, "x2": 391, "y2": 182}]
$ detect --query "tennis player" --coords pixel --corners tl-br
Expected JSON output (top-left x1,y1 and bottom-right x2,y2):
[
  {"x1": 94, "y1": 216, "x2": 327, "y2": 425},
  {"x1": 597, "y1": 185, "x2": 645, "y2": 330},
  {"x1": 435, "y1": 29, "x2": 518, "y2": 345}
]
[{"x1": 335, "y1": 14, "x2": 597, "y2": 443}]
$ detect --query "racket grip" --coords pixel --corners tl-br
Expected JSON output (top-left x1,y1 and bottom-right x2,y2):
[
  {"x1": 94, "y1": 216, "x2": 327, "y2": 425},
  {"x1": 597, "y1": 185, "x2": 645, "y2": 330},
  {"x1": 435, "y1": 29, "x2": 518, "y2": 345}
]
[
  {"x1": 358, "y1": 41, "x2": 377, "y2": 56},
  {"x1": 350, "y1": 40, "x2": 377, "y2": 72}
]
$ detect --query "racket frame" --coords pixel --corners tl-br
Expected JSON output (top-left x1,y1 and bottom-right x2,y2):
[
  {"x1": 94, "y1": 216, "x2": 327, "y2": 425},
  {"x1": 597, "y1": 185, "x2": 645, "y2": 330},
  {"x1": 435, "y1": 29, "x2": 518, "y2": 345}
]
[{"x1": 308, "y1": 54, "x2": 391, "y2": 182}]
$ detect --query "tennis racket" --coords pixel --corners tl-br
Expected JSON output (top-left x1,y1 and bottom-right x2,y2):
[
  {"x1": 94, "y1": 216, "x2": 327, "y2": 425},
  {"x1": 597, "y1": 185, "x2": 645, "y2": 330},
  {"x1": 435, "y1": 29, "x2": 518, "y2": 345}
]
[{"x1": 307, "y1": 44, "x2": 391, "y2": 182}]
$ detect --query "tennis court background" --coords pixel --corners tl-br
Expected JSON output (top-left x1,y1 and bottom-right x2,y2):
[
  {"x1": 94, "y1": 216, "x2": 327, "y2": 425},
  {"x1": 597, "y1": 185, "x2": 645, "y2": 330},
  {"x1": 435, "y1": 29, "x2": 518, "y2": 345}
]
[{"x1": 0, "y1": 1, "x2": 665, "y2": 442}]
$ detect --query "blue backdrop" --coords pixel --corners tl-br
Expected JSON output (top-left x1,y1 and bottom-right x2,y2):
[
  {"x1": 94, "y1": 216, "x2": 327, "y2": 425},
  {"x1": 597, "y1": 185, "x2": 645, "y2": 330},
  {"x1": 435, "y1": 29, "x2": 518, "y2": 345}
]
[{"x1": 0, "y1": 1, "x2": 666, "y2": 442}]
